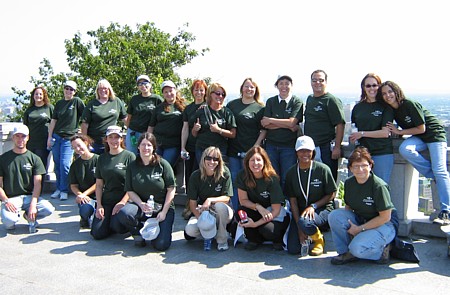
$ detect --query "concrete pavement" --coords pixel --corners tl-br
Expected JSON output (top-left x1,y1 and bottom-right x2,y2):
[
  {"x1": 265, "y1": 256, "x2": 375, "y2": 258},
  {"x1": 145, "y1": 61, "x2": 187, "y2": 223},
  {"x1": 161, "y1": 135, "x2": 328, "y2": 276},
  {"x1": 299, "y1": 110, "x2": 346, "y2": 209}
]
[{"x1": 1, "y1": 194, "x2": 449, "y2": 295}]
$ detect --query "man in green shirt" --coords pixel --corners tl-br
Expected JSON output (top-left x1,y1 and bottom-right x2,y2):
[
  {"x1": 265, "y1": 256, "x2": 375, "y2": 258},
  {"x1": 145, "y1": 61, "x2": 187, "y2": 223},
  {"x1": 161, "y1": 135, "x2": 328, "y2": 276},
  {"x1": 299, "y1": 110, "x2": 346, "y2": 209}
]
[
  {"x1": 0, "y1": 125, "x2": 55, "y2": 231},
  {"x1": 304, "y1": 70, "x2": 345, "y2": 180}
]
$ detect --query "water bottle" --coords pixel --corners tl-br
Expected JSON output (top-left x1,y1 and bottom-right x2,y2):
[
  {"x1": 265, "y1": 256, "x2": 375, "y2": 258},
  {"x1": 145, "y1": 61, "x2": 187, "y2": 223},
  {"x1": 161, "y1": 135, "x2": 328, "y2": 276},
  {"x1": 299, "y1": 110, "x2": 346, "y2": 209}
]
[
  {"x1": 181, "y1": 151, "x2": 190, "y2": 160},
  {"x1": 47, "y1": 138, "x2": 55, "y2": 151},
  {"x1": 146, "y1": 195, "x2": 155, "y2": 217},
  {"x1": 29, "y1": 221, "x2": 37, "y2": 233},
  {"x1": 300, "y1": 238, "x2": 310, "y2": 257},
  {"x1": 351, "y1": 123, "x2": 359, "y2": 145}
]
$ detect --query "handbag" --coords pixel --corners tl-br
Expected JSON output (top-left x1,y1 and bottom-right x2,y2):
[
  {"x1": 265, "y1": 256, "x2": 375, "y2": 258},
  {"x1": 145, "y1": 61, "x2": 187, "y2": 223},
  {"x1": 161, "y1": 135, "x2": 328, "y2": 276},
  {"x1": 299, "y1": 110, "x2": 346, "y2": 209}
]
[{"x1": 390, "y1": 237, "x2": 420, "y2": 263}]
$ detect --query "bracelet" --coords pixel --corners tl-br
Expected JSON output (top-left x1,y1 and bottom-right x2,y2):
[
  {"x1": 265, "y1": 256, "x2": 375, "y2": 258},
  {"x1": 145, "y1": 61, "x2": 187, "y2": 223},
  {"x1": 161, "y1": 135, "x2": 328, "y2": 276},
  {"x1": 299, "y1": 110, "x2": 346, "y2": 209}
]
[
  {"x1": 361, "y1": 226, "x2": 366, "y2": 232},
  {"x1": 361, "y1": 131, "x2": 364, "y2": 137}
]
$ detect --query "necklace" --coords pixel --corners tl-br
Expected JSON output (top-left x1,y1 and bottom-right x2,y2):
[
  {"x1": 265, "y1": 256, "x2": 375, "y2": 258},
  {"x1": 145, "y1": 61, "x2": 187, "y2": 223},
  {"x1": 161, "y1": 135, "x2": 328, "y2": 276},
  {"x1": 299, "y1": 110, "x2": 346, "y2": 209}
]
[{"x1": 297, "y1": 162, "x2": 312, "y2": 204}]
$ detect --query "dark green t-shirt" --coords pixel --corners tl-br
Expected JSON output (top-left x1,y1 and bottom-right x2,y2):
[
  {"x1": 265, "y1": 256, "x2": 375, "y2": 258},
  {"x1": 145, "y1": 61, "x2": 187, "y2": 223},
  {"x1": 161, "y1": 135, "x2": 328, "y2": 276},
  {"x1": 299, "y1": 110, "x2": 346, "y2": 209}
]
[
  {"x1": 351, "y1": 101, "x2": 394, "y2": 156},
  {"x1": 344, "y1": 173, "x2": 395, "y2": 221},
  {"x1": 193, "y1": 106, "x2": 237, "y2": 151},
  {"x1": 263, "y1": 95, "x2": 303, "y2": 147},
  {"x1": 149, "y1": 103, "x2": 184, "y2": 148},
  {"x1": 81, "y1": 98, "x2": 127, "y2": 144},
  {"x1": 187, "y1": 166, "x2": 233, "y2": 204},
  {"x1": 68, "y1": 154, "x2": 99, "y2": 198},
  {"x1": 236, "y1": 170, "x2": 284, "y2": 208},
  {"x1": 182, "y1": 102, "x2": 204, "y2": 152},
  {"x1": 304, "y1": 93, "x2": 345, "y2": 146},
  {"x1": 125, "y1": 158, "x2": 176, "y2": 208},
  {"x1": 23, "y1": 104, "x2": 54, "y2": 150},
  {"x1": 394, "y1": 99, "x2": 447, "y2": 143},
  {"x1": 95, "y1": 150, "x2": 136, "y2": 205},
  {"x1": 285, "y1": 161, "x2": 337, "y2": 212},
  {"x1": 226, "y1": 99, "x2": 265, "y2": 156},
  {"x1": 0, "y1": 150, "x2": 46, "y2": 197},
  {"x1": 127, "y1": 93, "x2": 163, "y2": 132},
  {"x1": 53, "y1": 97, "x2": 85, "y2": 138}
]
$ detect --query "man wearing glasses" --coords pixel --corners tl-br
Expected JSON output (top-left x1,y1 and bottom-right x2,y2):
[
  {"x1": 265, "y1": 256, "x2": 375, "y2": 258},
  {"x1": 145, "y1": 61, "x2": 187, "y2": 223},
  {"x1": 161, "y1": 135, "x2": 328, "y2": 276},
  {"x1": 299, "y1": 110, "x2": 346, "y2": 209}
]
[{"x1": 304, "y1": 70, "x2": 345, "y2": 181}]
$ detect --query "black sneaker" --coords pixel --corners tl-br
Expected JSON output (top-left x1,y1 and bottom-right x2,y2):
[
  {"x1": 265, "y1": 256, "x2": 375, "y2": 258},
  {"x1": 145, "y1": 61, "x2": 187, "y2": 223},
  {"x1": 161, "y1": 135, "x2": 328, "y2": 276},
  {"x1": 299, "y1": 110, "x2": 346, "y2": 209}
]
[
  {"x1": 433, "y1": 211, "x2": 450, "y2": 225},
  {"x1": 331, "y1": 252, "x2": 358, "y2": 265},
  {"x1": 244, "y1": 241, "x2": 259, "y2": 251},
  {"x1": 133, "y1": 235, "x2": 146, "y2": 247}
]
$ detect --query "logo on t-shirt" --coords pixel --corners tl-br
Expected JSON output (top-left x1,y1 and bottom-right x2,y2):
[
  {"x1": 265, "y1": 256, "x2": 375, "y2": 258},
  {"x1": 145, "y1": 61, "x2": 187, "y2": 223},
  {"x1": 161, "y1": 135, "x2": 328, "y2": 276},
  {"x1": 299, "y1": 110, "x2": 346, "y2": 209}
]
[
  {"x1": 40, "y1": 112, "x2": 49, "y2": 118},
  {"x1": 260, "y1": 191, "x2": 270, "y2": 199},
  {"x1": 371, "y1": 110, "x2": 383, "y2": 117},
  {"x1": 404, "y1": 116, "x2": 412, "y2": 124},
  {"x1": 362, "y1": 196, "x2": 375, "y2": 206},
  {"x1": 243, "y1": 112, "x2": 254, "y2": 119},
  {"x1": 286, "y1": 107, "x2": 292, "y2": 114},
  {"x1": 115, "y1": 163, "x2": 127, "y2": 170},
  {"x1": 216, "y1": 118, "x2": 225, "y2": 126},
  {"x1": 23, "y1": 163, "x2": 32, "y2": 170},
  {"x1": 311, "y1": 178, "x2": 322, "y2": 187},
  {"x1": 109, "y1": 109, "x2": 117, "y2": 114},
  {"x1": 92, "y1": 167, "x2": 96, "y2": 174},
  {"x1": 151, "y1": 172, "x2": 162, "y2": 180},
  {"x1": 314, "y1": 105, "x2": 323, "y2": 112},
  {"x1": 147, "y1": 104, "x2": 155, "y2": 110},
  {"x1": 214, "y1": 183, "x2": 222, "y2": 192},
  {"x1": 68, "y1": 105, "x2": 74, "y2": 110}
]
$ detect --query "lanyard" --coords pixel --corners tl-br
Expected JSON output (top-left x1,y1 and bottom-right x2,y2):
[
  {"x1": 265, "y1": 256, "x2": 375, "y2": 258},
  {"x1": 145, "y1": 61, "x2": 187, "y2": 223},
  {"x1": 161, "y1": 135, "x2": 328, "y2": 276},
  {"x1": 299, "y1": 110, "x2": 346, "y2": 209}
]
[{"x1": 297, "y1": 162, "x2": 312, "y2": 204}]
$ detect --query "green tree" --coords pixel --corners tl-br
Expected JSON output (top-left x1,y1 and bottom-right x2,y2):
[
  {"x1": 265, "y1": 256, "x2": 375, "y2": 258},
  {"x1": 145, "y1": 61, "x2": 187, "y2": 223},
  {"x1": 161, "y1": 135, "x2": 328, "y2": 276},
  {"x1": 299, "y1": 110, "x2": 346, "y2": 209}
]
[
  {"x1": 7, "y1": 21, "x2": 208, "y2": 122},
  {"x1": 65, "y1": 21, "x2": 208, "y2": 104}
]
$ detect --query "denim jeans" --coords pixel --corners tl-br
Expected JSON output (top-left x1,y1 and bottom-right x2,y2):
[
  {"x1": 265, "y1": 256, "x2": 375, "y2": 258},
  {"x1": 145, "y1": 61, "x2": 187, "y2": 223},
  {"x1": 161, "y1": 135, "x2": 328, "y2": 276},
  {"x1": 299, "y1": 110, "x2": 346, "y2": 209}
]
[
  {"x1": 287, "y1": 209, "x2": 329, "y2": 255},
  {"x1": 329, "y1": 209, "x2": 396, "y2": 260},
  {"x1": 399, "y1": 137, "x2": 450, "y2": 211},
  {"x1": 157, "y1": 147, "x2": 180, "y2": 168},
  {"x1": 228, "y1": 156, "x2": 243, "y2": 211},
  {"x1": 265, "y1": 143, "x2": 297, "y2": 193},
  {"x1": 372, "y1": 154, "x2": 394, "y2": 185},
  {"x1": 79, "y1": 202, "x2": 95, "y2": 222},
  {"x1": 91, "y1": 142, "x2": 105, "y2": 155},
  {"x1": 116, "y1": 203, "x2": 175, "y2": 251},
  {"x1": 90, "y1": 204, "x2": 128, "y2": 240},
  {"x1": 1, "y1": 195, "x2": 55, "y2": 229},
  {"x1": 125, "y1": 128, "x2": 142, "y2": 155},
  {"x1": 52, "y1": 134, "x2": 73, "y2": 193},
  {"x1": 316, "y1": 143, "x2": 338, "y2": 180}
]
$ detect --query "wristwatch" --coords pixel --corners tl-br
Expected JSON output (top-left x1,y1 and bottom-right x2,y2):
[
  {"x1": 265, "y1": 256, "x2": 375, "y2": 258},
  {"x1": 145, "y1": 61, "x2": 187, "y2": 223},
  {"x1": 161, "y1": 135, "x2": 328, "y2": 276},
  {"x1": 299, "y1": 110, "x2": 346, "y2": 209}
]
[{"x1": 311, "y1": 203, "x2": 317, "y2": 210}]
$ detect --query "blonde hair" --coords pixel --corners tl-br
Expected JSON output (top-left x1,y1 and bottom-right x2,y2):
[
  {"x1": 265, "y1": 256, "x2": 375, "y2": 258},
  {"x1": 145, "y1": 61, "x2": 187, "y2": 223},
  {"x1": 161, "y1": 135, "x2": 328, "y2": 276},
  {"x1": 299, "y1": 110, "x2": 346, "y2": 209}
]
[
  {"x1": 199, "y1": 146, "x2": 225, "y2": 182},
  {"x1": 95, "y1": 79, "x2": 116, "y2": 100}
]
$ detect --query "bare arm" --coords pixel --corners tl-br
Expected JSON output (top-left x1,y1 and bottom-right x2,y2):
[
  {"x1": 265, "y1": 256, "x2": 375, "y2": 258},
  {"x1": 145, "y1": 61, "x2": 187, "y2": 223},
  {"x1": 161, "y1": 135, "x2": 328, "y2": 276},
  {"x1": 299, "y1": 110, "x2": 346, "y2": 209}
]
[
  {"x1": 81, "y1": 122, "x2": 88, "y2": 136},
  {"x1": 348, "y1": 209, "x2": 392, "y2": 236}
]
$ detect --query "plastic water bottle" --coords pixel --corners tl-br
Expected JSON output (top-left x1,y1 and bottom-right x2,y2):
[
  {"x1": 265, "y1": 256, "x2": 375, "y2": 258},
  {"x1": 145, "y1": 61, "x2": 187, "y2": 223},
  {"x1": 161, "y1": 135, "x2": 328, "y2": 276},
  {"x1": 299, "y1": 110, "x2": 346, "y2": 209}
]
[
  {"x1": 300, "y1": 238, "x2": 310, "y2": 257},
  {"x1": 181, "y1": 151, "x2": 190, "y2": 160},
  {"x1": 47, "y1": 138, "x2": 55, "y2": 151},
  {"x1": 29, "y1": 221, "x2": 36, "y2": 233},
  {"x1": 351, "y1": 123, "x2": 359, "y2": 145},
  {"x1": 146, "y1": 195, "x2": 155, "y2": 217}
]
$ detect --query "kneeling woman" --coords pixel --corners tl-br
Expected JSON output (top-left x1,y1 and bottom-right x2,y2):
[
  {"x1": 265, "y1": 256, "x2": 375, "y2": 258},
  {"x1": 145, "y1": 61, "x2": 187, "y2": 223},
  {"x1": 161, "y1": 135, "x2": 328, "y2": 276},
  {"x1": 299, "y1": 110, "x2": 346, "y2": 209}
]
[
  {"x1": 116, "y1": 133, "x2": 176, "y2": 251},
  {"x1": 91, "y1": 126, "x2": 136, "y2": 240},
  {"x1": 69, "y1": 134, "x2": 99, "y2": 228},
  {"x1": 285, "y1": 136, "x2": 337, "y2": 256},
  {"x1": 329, "y1": 146, "x2": 396, "y2": 265},
  {"x1": 235, "y1": 146, "x2": 290, "y2": 251},
  {"x1": 184, "y1": 147, "x2": 234, "y2": 251}
]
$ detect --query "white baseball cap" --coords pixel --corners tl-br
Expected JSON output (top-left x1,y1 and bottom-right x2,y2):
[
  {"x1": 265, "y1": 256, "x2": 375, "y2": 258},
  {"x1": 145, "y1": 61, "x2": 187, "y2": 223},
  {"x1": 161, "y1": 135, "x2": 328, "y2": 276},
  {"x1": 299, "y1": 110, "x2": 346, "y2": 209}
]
[
  {"x1": 140, "y1": 218, "x2": 160, "y2": 241},
  {"x1": 295, "y1": 135, "x2": 315, "y2": 151},
  {"x1": 197, "y1": 211, "x2": 217, "y2": 239},
  {"x1": 12, "y1": 125, "x2": 29, "y2": 136},
  {"x1": 161, "y1": 80, "x2": 176, "y2": 91}
]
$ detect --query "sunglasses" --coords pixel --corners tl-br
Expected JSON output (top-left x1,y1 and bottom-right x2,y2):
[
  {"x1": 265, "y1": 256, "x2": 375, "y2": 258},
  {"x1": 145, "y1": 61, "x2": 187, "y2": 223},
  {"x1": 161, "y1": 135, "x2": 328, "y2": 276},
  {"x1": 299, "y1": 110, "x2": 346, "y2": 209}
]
[
  {"x1": 311, "y1": 79, "x2": 325, "y2": 83},
  {"x1": 205, "y1": 155, "x2": 220, "y2": 162},
  {"x1": 365, "y1": 84, "x2": 379, "y2": 89},
  {"x1": 64, "y1": 87, "x2": 75, "y2": 92},
  {"x1": 211, "y1": 91, "x2": 225, "y2": 97},
  {"x1": 137, "y1": 81, "x2": 150, "y2": 86}
]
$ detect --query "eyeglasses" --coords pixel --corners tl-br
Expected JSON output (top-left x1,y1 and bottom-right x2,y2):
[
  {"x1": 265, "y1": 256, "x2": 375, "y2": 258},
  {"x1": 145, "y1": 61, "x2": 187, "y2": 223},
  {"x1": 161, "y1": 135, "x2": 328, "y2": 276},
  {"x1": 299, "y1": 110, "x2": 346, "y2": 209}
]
[
  {"x1": 137, "y1": 81, "x2": 150, "y2": 86},
  {"x1": 365, "y1": 84, "x2": 379, "y2": 89},
  {"x1": 211, "y1": 91, "x2": 225, "y2": 97},
  {"x1": 64, "y1": 87, "x2": 75, "y2": 92},
  {"x1": 311, "y1": 79, "x2": 325, "y2": 83},
  {"x1": 205, "y1": 156, "x2": 220, "y2": 162},
  {"x1": 352, "y1": 164, "x2": 370, "y2": 169}
]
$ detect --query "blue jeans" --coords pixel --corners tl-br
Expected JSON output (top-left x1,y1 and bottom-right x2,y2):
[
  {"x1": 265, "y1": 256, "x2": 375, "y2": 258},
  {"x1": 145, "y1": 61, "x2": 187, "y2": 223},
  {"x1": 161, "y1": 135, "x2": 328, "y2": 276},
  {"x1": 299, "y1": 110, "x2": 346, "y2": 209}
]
[
  {"x1": 157, "y1": 147, "x2": 180, "y2": 168},
  {"x1": 399, "y1": 137, "x2": 450, "y2": 212},
  {"x1": 329, "y1": 209, "x2": 396, "y2": 260},
  {"x1": 265, "y1": 143, "x2": 297, "y2": 193},
  {"x1": 90, "y1": 204, "x2": 128, "y2": 240},
  {"x1": 287, "y1": 209, "x2": 329, "y2": 255},
  {"x1": 79, "y1": 202, "x2": 95, "y2": 221},
  {"x1": 92, "y1": 142, "x2": 105, "y2": 155},
  {"x1": 1, "y1": 195, "x2": 55, "y2": 229},
  {"x1": 116, "y1": 203, "x2": 175, "y2": 251},
  {"x1": 125, "y1": 128, "x2": 142, "y2": 155},
  {"x1": 317, "y1": 143, "x2": 338, "y2": 180},
  {"x1": 228, "y1": 156, "x2": 243, "y2": 211},
  {"x1": 52, "y1": 134, "x2": 73, "y2": 193},
  {"x1": 372, "y1": 154, "x2": 394, "y2": 184}
]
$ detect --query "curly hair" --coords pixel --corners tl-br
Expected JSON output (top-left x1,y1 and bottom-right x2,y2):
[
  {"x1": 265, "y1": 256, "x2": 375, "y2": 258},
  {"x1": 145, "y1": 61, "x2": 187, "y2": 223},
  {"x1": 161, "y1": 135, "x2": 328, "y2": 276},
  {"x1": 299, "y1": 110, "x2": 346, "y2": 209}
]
[{"x1": 29, "y1": 86, "x2": 50, "y2": 106}]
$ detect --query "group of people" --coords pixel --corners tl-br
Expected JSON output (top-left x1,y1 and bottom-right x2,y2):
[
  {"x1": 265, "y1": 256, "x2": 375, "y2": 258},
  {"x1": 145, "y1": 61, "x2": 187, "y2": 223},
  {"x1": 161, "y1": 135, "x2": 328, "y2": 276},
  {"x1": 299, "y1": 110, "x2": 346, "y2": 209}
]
[{"x1": 1, "y1": 70, "x2": 449, "y2": 265}]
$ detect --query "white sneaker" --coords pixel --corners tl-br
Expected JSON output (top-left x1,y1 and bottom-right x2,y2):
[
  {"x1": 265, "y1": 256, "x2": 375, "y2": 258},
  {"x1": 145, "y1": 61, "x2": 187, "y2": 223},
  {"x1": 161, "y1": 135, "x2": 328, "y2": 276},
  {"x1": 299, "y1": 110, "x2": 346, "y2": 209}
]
[
  {"x1": 60, "y1": 192, "x2": 68, "y2": 200},
  {"x1": 51, "y1": 190, "x2": 61, "y2": 199},
  {"x1": 218, "y1": 242, "x2": 229, "y2": 251}
]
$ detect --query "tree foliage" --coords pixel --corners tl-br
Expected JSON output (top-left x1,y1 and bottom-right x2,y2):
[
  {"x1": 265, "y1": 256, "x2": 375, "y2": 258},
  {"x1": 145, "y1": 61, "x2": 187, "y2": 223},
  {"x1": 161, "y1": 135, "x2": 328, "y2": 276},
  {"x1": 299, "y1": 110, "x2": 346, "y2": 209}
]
[{"x1": 7, "y1": 21, "x2": 209, "y2": 121}]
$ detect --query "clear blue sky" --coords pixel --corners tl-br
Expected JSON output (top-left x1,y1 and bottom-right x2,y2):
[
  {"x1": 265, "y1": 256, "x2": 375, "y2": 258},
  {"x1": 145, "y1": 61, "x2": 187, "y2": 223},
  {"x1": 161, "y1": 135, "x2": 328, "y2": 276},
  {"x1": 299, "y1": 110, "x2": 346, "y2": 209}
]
[{"x1": 1, "y1": 0, "x2": 449, "y2": 98}]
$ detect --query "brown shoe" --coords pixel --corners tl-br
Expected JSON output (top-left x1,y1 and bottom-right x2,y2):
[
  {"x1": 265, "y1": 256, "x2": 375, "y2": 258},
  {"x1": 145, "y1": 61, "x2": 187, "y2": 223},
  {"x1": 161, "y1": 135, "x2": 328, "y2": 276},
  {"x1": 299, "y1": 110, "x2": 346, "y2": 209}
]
[
  {"x1": 331, "y1": 252, "x2": 358, "y2": 265},
  {"x1": 376, "y1": 244, "x2": 391, "y2": 264}
]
